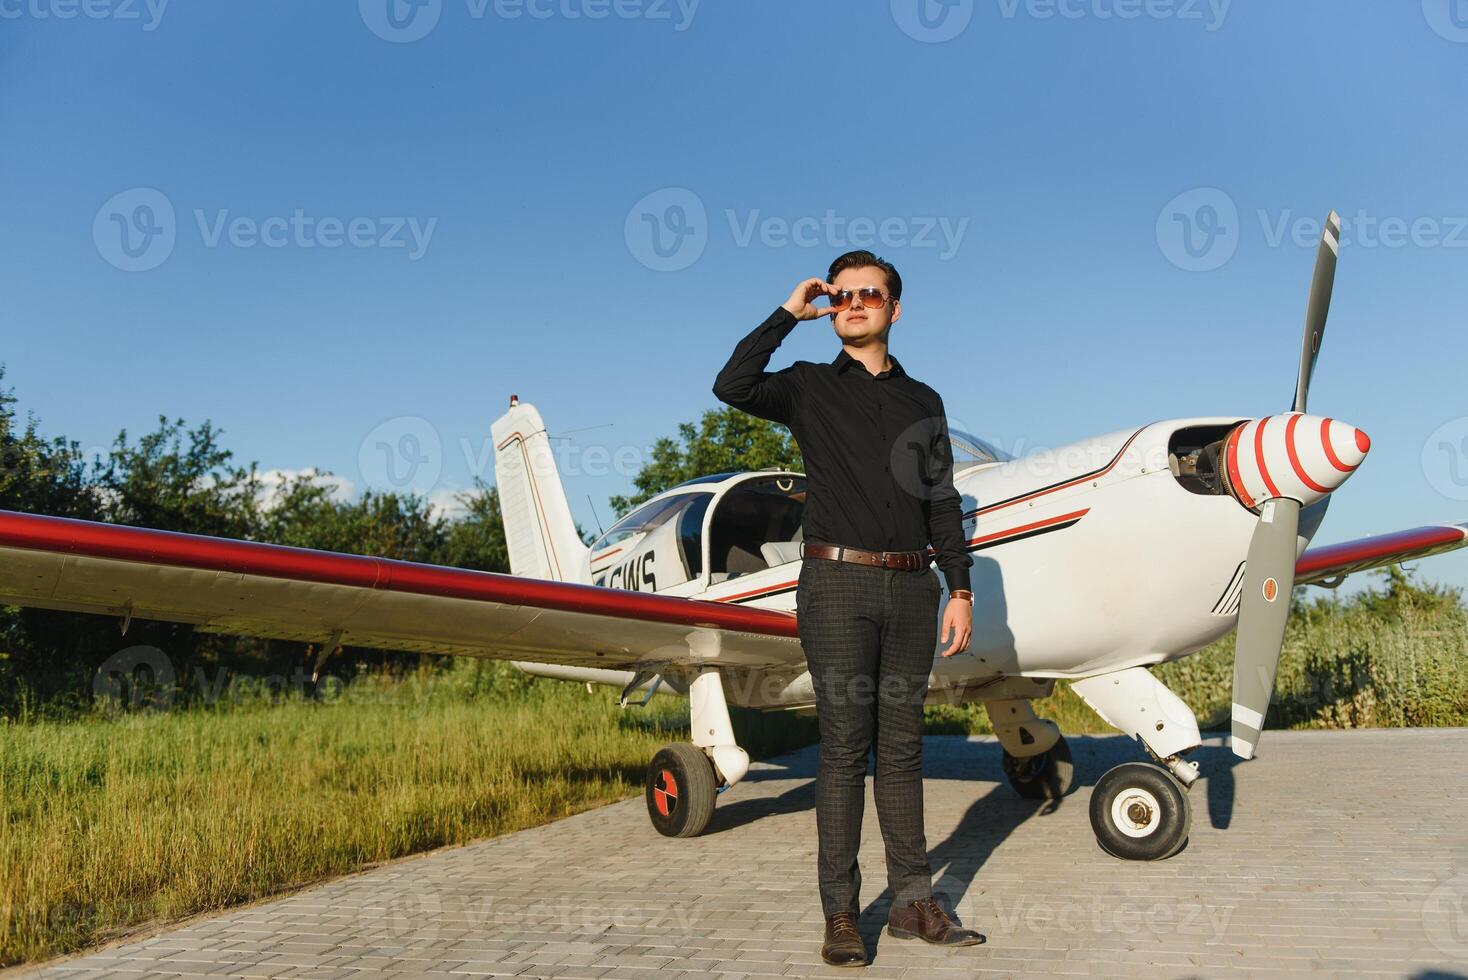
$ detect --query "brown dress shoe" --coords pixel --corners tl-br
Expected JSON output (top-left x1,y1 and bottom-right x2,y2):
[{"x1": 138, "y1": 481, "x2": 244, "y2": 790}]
[
  {"x1": 887, "y1": 897, "x2": 986, "y2": 946},
  {"x1": 821, "y1": 910, "x2": 868, "y2": 967}
]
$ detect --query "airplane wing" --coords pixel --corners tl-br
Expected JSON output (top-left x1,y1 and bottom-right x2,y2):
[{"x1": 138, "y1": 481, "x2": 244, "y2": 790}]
[
  {"x1": 0, "y1": 510, "x2": 802, "y2": 670},
  {"x1": 1295, "y1": 521, "x2": 1468, "y2": 586}
]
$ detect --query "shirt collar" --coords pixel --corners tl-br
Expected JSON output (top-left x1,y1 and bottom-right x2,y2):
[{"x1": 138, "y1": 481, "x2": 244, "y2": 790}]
[{"x1": 831, "y1": 347, "x2": 906, "y2": 378}]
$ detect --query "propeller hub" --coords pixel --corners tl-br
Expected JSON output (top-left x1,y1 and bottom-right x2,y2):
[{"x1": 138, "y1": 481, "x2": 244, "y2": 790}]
[{"x1": 1221, "y1": 413, "x2": 1369, "y2": 511}]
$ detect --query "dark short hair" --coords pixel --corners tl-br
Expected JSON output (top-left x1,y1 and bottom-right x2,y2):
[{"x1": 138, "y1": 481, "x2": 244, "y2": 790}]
[{"x1": 826, "y1": 250, "x2": 902, "y2": 301}]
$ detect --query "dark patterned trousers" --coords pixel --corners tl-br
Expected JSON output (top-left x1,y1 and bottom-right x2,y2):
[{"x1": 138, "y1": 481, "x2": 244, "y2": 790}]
[{"x1": 795, "y1": 553, "x2": 942, "y2": 918}]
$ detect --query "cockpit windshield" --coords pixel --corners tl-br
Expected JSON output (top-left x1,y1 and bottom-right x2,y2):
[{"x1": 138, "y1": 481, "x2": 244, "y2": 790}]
[
  {"x1": 948, "y1": 426, "x2": 1012, "y2": 465},
  {"x1": 591, "y1": 492, "x2": 709, "y2": 552}
]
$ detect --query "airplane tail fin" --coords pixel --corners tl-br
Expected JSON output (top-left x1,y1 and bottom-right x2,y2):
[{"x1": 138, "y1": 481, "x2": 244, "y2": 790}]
[{"x1": 491, "y1": 396, "x2": 592, "y2": 584}]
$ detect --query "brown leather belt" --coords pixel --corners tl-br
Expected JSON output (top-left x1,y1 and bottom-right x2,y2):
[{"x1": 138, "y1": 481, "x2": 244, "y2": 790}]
[{"x1": 799, "y1": 541, "x2": 928, "y2": 571}]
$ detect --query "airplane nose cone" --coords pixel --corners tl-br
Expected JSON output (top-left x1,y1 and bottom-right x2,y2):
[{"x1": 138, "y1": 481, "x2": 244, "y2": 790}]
[
  {"x1": 1223, "y1": 413, "x2": 1370, "y2": 512},
  {"x1": 1325, "y1": 418, "x2": 1369, "y2": 471}
]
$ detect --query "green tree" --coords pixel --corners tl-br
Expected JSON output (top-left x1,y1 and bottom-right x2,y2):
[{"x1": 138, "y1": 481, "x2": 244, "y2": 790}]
[
  {"x1": 608, "y1": 406, "x2": 801, "y2": 516},
  {"x1": 98, "y1": 416, "x2": 264, "y2": 540},
  {"x1": 0, "y1": 368, "x2": 101, "y2": 520}
]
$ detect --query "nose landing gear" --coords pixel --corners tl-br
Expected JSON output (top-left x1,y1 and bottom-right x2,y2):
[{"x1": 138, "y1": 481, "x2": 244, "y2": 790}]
[{"x1": 1088, "y1": 761, "x2": 1192, "y2": 861}]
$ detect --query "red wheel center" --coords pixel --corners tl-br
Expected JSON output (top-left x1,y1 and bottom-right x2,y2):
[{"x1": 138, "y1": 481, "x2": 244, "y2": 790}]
[{"x1": 653, "y1": 768, "x2": 679, "y2": 817}]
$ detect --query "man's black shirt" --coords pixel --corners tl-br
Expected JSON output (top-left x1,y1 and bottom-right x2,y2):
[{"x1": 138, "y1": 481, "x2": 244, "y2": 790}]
[{"x1": 712, "y1": 306, "x2": 972, "y2": 594}]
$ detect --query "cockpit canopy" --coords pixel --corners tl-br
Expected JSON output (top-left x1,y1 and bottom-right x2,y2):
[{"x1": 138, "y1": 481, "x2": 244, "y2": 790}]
[
  {"x1": 589, "y1": 473, "x2": 806, "y2": 590},
  {"x1": 949, "y1": 427, "x2": 1012, "y2": 466}
]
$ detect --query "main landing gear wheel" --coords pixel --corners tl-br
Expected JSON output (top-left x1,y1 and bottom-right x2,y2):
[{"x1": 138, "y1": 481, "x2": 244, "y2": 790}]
[
  {"x1": 1089, "y1": 762, "x2": 1191, "y2": 861},
  {"x1": 645, "y1": 743, "x2": 717, "y2": 838},
  {"x1": 1002, "y1": 735, "x2": 1074, "y2": 800}
]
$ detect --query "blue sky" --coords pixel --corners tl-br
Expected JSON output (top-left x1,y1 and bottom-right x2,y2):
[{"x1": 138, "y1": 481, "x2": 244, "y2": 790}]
[{"x1": 2, "y1": 0, "x2": 1467, "y2": 596}]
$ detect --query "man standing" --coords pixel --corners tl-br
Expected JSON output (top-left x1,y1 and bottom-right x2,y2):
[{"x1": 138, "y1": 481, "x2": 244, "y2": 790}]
[{"x1": 712, "y1": 250, "x2": 984, "y2": 966}]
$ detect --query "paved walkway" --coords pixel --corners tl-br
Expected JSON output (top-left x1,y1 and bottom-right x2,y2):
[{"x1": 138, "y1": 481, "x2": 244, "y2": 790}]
[{"x1": 18, "y1": 730, "x2": 1468, "y2": 979}]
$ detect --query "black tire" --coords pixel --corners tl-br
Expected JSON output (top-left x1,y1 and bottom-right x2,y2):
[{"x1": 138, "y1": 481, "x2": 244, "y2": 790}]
[
  {"x1": 1002, "y1": 735, "x2": 1074, "y2": 800},
  {"x1": 645, "y1": 743, "x2": 717, "y2": 838},
  {"x1": 1089, "y1": 762, "x2": 1191, "y2": 861}
]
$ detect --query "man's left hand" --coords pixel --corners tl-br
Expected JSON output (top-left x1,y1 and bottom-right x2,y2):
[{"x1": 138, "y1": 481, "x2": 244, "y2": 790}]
[{"x1": 939, "y1": 598, "x2": 972, "y2": 657}]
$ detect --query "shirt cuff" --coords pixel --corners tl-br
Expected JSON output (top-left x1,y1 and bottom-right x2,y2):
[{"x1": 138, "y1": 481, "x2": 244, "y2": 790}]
[{"x1": 942, "y1": 566, "x2": 972, "y2": 595}]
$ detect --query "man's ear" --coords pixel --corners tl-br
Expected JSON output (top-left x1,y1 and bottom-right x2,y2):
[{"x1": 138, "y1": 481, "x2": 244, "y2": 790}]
[{"x1": 890, "y1": 298, "x2": 902, "y2": 324}]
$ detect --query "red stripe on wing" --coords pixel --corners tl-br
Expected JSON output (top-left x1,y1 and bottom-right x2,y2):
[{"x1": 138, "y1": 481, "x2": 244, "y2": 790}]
[{"x1": 0, "y1": 510, "x2": 800, "y2": 639}]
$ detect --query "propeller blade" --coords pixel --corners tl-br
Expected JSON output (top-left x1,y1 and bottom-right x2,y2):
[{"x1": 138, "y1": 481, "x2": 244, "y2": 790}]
[
  {"x1": 1292, "y1": 210, "x2": 1340, "y2": 414},
  {"x1": 1231, "y1": 496, "x2": 1302, "y2": 759}
]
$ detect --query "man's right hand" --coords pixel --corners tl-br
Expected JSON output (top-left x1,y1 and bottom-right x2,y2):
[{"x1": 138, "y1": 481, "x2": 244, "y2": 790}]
[{"x1": 781, "y1": 278, "x2": 840, "y2": 321}]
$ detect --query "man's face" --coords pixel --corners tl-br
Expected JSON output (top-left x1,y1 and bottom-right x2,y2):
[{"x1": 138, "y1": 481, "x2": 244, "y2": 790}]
[{"x1": 829, "y1": 265, "x2": 901, "y2": 347}]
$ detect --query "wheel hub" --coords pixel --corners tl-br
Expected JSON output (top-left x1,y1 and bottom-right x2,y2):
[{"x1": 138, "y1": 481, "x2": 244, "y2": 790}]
[{"x1": 1111, "y1": 787, "x2": 1162, "y2": 839}]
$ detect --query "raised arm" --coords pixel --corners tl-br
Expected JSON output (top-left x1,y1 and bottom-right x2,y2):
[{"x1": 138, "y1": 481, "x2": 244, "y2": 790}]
[{"x1": 712, "y1": 277, "x2": 836, "y2": 425}]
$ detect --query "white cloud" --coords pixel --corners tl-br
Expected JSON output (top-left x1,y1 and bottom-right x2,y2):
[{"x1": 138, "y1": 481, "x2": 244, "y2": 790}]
[
  {"x1": 257, "y1": 467, "x2": 354, "y2": 509},
  {"x1": 426, "y1": 485, "x2": 471, "y2": 521}
]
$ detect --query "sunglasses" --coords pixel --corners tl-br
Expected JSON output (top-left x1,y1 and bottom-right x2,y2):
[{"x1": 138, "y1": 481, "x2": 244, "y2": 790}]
[{"x1": 826, "y1": 286, "x2": 891, "y2": 311}]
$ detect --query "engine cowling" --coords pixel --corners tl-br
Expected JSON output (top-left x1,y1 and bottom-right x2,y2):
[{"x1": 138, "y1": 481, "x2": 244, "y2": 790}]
[{"x1": 1219, "y1": 413, "x2": 1369, "y2": 512}]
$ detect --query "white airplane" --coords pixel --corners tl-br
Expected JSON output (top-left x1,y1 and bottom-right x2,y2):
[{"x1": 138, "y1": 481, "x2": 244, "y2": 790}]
[{"x1": 1, "y1": 211, "x2": 1464, "y2": 860}]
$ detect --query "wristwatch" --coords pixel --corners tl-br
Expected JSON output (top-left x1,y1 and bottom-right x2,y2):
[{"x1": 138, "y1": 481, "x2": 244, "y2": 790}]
[{"x1": 949, "y1": 589, "x2": 973, "y2": 603}]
